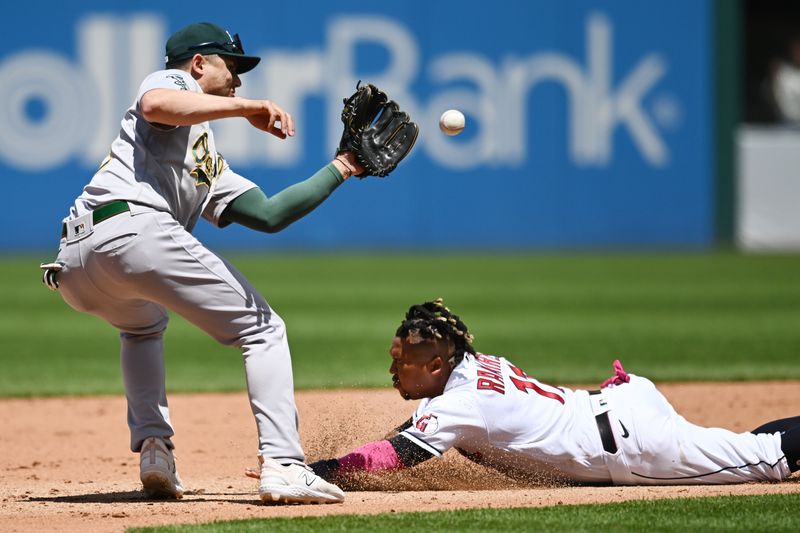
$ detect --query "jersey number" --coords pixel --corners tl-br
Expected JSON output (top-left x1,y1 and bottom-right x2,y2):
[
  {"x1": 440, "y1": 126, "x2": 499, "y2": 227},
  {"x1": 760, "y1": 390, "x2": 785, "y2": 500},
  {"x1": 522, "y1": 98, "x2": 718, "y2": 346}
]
[{"x1": 508, "y1": 363, "x2": 565, "y2": 405}]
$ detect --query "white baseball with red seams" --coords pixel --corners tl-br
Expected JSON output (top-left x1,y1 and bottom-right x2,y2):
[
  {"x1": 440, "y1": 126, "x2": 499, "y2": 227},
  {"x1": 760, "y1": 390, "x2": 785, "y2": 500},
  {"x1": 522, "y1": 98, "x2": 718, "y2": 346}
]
[{"x1": 439, "y1": 109, "x2": 465, "y2": 136}]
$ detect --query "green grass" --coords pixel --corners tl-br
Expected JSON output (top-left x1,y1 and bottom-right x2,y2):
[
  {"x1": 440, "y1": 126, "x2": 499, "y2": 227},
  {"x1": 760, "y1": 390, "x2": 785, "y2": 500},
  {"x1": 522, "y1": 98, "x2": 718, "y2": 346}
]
[
  {"x1": 127, "y1": 493, "x2": 800, "y2": 532},
  {"x1": 3, "y1": 252, "x2": 800, "y2": 396}
]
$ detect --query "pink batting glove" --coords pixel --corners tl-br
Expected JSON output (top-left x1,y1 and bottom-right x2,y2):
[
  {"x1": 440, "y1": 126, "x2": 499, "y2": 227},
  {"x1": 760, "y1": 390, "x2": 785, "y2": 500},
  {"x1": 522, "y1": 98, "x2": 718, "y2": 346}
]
[{"x1": 601, "y1": 359, "x2": 630, "y2": 388}]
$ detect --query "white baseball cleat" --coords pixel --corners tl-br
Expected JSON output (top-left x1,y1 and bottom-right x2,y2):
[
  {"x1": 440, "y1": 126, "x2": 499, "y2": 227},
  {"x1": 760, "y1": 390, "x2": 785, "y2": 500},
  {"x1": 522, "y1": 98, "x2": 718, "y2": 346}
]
[
  {"x1": 139, "y1": 437, "x2": 185, "y2": 499},
  {"x1": 259, "y1": 457, "x2": 345, "y2": 504}
]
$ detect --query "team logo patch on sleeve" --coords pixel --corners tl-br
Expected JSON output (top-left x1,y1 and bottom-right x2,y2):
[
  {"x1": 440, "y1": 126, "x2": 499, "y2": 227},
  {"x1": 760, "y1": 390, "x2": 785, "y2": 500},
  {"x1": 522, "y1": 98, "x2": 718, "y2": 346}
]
[
  {"x1": 415, "y1": 414, "x2": 439, "y2": 435},
  {"x1": 166, "y1": 74, "x2": 189, "y2": 91}
]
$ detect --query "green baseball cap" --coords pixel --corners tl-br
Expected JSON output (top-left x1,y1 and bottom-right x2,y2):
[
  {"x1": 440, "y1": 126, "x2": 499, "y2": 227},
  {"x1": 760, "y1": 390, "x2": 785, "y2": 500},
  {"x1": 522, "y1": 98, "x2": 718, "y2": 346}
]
[{"x1": 165, "y1": 22, "x2": 260, "y2": 74}]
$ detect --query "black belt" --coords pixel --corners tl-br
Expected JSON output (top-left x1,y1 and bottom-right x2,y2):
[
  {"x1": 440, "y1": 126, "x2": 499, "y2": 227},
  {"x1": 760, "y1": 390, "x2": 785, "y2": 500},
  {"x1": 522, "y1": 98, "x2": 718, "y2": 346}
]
[
  {"x1": 589, "y1": 389, "x2": 618, "y2": 454},
  {"x1": 61, "y1": 201, "x2": 130, "y2": 238}
]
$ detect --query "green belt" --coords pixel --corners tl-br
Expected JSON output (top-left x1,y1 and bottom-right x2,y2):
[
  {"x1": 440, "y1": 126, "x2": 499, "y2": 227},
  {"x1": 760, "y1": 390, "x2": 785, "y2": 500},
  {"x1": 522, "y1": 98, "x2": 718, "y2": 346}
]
[{"x1": 61, "y1": 201, "x2": 130, "y2": 239}]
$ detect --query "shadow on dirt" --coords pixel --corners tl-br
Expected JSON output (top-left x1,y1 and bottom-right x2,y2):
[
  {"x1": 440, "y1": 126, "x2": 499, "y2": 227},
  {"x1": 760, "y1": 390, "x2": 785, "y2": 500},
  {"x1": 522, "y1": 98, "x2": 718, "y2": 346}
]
[{"x1": 26, "y1": 491, "x2": 261, "y2": 505}]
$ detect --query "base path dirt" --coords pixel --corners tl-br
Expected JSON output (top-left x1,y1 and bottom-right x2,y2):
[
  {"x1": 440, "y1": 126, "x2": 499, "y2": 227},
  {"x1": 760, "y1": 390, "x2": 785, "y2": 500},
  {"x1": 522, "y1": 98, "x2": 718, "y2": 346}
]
[{"x1": 1, "y1": 383, "x2": 799, "y2": 532}]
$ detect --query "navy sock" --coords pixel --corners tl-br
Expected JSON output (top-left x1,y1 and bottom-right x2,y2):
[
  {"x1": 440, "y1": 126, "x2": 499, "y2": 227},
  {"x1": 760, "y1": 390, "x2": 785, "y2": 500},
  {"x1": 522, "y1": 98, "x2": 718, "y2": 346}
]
[
  {"x1": 751, "y1": 416, "x2": 800, "y2": 473},
  {"x1": 751, "y1": 415, "x2": 800, "y2": 435},
  {"x1": 781, "y1": 426, "x2": 800, "y2": 473}
]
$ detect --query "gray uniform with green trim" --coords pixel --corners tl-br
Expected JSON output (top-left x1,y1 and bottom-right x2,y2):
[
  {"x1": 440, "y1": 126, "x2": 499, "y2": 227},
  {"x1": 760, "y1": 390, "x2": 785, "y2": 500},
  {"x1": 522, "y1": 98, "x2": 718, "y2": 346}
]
[{"x1": 54, "y1": 69, "x2": 307, "y2": 463}]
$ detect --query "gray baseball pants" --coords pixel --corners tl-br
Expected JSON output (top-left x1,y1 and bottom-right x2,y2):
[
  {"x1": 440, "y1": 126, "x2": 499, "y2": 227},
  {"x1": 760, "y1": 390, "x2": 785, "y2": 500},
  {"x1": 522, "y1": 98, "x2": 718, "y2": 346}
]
[{"x1": 55, "y1": 206, "x2": 304, "y2": 463}]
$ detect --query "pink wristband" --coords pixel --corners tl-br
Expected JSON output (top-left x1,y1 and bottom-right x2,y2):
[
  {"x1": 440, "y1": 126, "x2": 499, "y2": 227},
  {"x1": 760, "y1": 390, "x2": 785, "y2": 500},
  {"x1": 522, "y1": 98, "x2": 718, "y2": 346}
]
[{"x1": 338, "y1": 439, "x2": 403, "y2": 473}]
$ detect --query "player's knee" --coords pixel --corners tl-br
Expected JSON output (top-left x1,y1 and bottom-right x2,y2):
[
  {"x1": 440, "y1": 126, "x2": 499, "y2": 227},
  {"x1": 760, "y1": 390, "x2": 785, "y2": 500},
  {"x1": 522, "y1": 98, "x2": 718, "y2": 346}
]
[
  {"x1": 119, "y1": 317, "x2": 169, "y2": 339},
  {"x1": 231, "y1": 312, "x2": 287, "y2": 348},
  {"x1": 256, "y1": 314, "x2": 287, "y2": 341},
  {"x1": 257, "y1": 307, "x2": 286, "y2": 336}
]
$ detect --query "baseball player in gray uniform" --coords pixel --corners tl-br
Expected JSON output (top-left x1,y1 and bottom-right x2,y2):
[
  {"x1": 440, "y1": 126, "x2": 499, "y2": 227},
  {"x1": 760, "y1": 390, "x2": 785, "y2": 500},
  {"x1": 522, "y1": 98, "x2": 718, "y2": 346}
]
[
  {"x1": 301, "y1": 299, "x2": 800, "y2": 487},
  {"x1": 39, "y1": 22, "x2": 390, "y2": 504}
]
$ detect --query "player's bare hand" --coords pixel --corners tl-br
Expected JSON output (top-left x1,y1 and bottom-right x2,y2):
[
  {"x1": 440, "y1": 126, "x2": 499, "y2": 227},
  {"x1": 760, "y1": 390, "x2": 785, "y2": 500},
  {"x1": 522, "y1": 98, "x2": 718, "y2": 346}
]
[{"x1": 247, "y1": 100, "x2": 295, "y2": 139}]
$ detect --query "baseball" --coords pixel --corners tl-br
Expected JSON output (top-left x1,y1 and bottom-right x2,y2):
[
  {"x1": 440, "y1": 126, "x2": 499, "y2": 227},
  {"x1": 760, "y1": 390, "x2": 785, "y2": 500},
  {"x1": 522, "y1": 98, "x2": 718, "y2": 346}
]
[{"x1": 439, "y1": 109, "x2": 465, "y2": 136}]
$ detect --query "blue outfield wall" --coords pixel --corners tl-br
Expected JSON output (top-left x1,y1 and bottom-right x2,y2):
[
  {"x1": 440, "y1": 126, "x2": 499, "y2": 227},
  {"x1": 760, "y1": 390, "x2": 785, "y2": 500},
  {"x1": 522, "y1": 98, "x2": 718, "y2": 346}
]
[{"x1": 1, "y1": 0, "x2": 712, "y2": 250}]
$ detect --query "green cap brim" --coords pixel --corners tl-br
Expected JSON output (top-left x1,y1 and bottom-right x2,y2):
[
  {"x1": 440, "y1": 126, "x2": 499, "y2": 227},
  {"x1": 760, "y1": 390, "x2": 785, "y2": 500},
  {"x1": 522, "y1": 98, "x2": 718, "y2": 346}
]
[{"x1": 221, "y1": 53, "x2": 260, "y2": 74}]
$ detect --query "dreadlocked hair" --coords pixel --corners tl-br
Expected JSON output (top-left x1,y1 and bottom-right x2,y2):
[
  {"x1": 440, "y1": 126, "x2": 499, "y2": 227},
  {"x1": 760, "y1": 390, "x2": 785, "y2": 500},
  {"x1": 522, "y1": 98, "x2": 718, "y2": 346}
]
[{"x1": 395, "y1": 298, "x2": 476, "y2": 366}]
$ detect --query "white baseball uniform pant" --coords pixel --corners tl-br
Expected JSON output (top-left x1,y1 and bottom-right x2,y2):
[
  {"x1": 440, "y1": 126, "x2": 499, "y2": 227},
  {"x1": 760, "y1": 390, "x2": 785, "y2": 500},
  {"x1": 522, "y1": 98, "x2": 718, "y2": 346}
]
[
  {"x1": 597, "y1": 376, "x2": 791, "y2": 484},
  {"x1": 55, "y1": 206, "x2": 305, "y2": 463}
]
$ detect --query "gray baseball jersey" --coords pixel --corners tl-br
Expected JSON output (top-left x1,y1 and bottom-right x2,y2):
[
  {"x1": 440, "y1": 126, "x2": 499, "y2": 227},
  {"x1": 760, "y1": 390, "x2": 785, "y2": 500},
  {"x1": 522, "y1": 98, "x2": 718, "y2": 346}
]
[
  {"x1": 69, "y1": 69, "x2": 255, "y2": 231},
  {"x1": 54, "y1": 68, "x2": 306, "y2": 464}
]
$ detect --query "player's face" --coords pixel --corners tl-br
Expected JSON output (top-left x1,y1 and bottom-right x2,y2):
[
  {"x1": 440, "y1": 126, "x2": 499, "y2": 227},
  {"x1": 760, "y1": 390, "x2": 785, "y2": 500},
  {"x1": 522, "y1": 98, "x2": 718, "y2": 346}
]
[
  {"x1": 389, "y1": 336, "x2": 450, "y2": 400},
  {"x1": 200, "y1": 55, "x2": 241, "y2": 97}
]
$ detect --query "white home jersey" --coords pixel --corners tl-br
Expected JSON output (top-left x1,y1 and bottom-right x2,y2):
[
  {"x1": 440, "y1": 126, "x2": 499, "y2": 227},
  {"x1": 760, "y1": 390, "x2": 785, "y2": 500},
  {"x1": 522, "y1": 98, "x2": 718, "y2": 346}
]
[
  {"x1": 68, "y1": 69, "x2": 256, "y2": 231},
  {"x1": 400, "y1": 353, "x2": 609, "y2": 482},
  {"x1": 397, "y1": 353, "x2": 789, "y2": 485}
]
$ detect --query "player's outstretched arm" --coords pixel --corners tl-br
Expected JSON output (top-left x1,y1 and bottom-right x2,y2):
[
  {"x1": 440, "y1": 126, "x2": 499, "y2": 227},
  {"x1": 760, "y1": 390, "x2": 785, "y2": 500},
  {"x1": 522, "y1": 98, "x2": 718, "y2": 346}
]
[
  {"x1": 220, "y1": 153, "x2": 363, "y2": 234},
  {"x1": 243, "y1": 439, "x2": 403, "y2": 490},
  {"x1": 306, "y1": 434, "x2": 435, "y2": 488},
  {"x1": 140, "y1": 89, "x2": 294, "y2": 138},
  {"x1": 307, "y1": 440, "x2": 404, "y2": 489}
]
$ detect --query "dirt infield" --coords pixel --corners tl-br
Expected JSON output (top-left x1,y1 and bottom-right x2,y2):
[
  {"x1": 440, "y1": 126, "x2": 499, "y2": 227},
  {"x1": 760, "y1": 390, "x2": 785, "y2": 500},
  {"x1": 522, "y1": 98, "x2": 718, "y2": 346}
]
[{"x1": 1, "y1": 383, "x2": 799, "y2": 532}]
